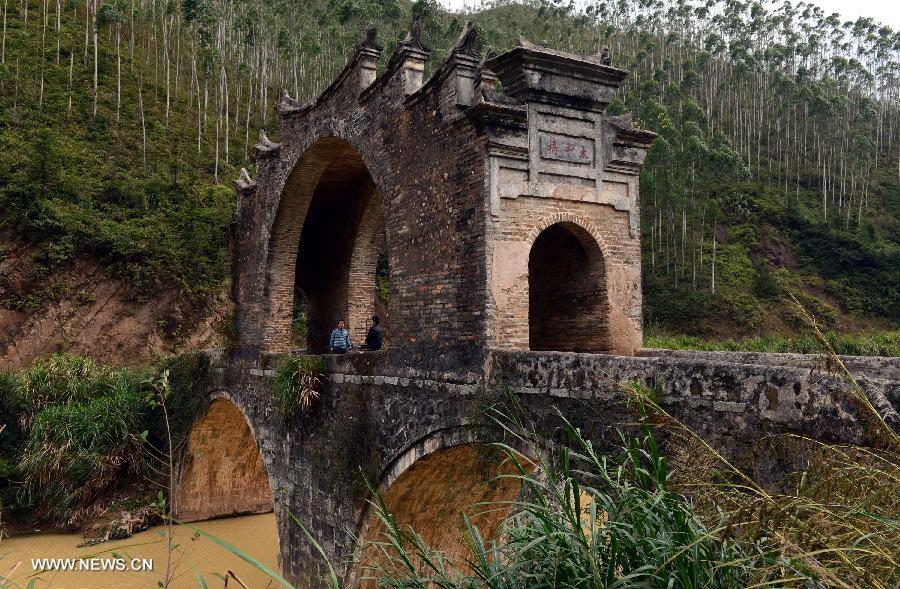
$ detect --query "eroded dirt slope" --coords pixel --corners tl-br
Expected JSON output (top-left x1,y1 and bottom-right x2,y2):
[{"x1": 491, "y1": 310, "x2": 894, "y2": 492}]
[{"x1": 0, "y1": 235, "x2": 224, "y2": 369}]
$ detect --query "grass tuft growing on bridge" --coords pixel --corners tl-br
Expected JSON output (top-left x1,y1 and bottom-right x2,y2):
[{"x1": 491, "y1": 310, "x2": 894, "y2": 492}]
[{"x1": 272, "y1": 355, "x2": 327, "y2": 423}]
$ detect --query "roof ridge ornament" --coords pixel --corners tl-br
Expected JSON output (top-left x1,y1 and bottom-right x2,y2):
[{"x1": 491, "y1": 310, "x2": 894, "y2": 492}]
[
  {"x1": 453, "y1": 21, "x2": 478, "y2": 58},
  {"x1": 358, "y1": 24, "x2": 381, "y2": 52},
  {"x1": 255, "y1": 129, "x2": 280, "y2": 158},
  {"x1": 599, "y1": 46, "x2": 611, "y2": 66},
  {"x1": 475, "y1": 48, "x2": 500, "y2": 97},
  {"x1": 278, "y1": 90, "x2": 308, "y2": 115},
  {"x1": 235, "y1": 167, "x2": 257, "y2": 193},
  {"x1": 259, "y1": 129, "x2": 278, "y2": 148},
  {"x1": 401, "y1": 16, "x2": 430, "y2": 53}
]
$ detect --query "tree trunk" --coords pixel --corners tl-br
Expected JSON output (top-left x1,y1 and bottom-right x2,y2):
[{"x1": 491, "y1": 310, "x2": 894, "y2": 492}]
[
  {"x1": 139, "y1": 78, "x2": 147, "y2": 176},
  {"x1": 39, "y1": 0, "x2": 46, "y2": 106},
  {"x1": 12, "y1": 57, "x2": 18, "y2": 123},
  {"x1": 711, "y1": 222, "x2": 717, "y2": 294},
  {"x1": 92, "y1": 0, "x2": 98, "y2": 117},
  {"x1": 67, "y1": 51, "x2": 73, "y2": 117},
  {"x1": 1, "y1": 0, "x2": 7, "y2": 65},
  {"x1": 84, "y1": 0, "x2": 89, "y2": 63}
]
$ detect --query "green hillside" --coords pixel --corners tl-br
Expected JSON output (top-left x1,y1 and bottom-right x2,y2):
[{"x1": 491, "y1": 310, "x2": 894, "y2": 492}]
[{"x1": 0, "y1": 0, "x2": 898, "y2": 352}]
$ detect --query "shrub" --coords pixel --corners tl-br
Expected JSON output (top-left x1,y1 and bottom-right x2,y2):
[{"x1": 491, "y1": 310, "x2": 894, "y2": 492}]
[
  {"x1": 151, "y1": 352, "x2": 212, "y2": 461},
  {"x1": 0, "y1": 353, "x2": 210, "y2": 527},
  {"x1": 17, "y1": 353, "x2": 146, "y2": 426}
]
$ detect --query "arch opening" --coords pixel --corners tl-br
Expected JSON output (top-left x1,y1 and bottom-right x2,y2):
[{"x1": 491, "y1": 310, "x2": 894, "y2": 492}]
[
  {"x1": 174, "y1": 398, "x2": 272, "y2": 522},
  {"x1": 269, "y1": 137, "x2": 388, "y2": 354},
  {"x1": 354, "y1": 443, "x2": 527, "y2": 585},
  {"x1": 528, "y1": 222, "x2": 609, "y2": 353}
]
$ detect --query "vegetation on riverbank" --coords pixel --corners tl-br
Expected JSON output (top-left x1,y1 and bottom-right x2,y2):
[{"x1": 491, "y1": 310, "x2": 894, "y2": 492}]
[
  {"x1": 645, "y1": 328, "x2": 900, "y2": 357},
  {"x1": 0, "y1": 352, "x2": 210, "y2": 533}
]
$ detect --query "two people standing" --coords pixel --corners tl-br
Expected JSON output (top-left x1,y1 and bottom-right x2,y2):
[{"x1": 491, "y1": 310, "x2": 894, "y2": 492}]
[{"x1": 328, "y1": 315, "x2": 382, "y2": 354}]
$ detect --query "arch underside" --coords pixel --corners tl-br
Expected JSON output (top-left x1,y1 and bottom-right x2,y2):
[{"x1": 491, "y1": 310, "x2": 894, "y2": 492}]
[
  {"x1": 175, "y1": 398, "x2": 272, "y2": 523},
  {"x1": 529, "y1": 221, "x2": 610, "y2": 352},
  {"x1": 355, "y1": 443, "x2": 527, "y2": 584}
]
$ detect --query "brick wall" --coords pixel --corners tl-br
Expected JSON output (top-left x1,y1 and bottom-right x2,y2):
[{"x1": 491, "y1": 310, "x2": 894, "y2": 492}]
[
  {"x1": 346, "y1": 194, "x2": 385, "y2": 347},
  {"x1": 234, "y1": 41, "x2": 489, "y2": 356},
  {"x1": 354, "y1": 443, "x2": 523, "y2": 586}
]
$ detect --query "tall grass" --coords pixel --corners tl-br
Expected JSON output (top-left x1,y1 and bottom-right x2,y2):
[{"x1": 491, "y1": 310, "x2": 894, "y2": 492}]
[
  {"x1": 0, "y1": 353, "x2": 213, "y2": 529},
  {"x1": 361, "y1": 422, "x2": 763, "y2": 588},
  {"x1": 3, "y1": 354, "x2": 150, "y2": 526},
  {"x1": 18, "y1": 388, "x2": 147, "y2": 525}
]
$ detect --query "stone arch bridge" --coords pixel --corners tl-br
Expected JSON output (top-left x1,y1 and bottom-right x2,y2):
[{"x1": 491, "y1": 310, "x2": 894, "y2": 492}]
[{"x1": 174, "y1": 22, "x2": 900, "y2": 588}]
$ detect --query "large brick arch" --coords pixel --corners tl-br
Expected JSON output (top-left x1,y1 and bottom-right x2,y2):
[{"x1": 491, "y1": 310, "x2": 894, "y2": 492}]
[
  {"x1": 350, "y1": 430, "x2": 533, "y2": 585},
  {"x1": 174, "y1": 392, "x2": 273, "y2": 522},
  {"x1": 264, "y1": 137, "x2": 388, "y2": 353},
  {"x1": 528, "y1": 219, "x2": 610, "y2": 352}
]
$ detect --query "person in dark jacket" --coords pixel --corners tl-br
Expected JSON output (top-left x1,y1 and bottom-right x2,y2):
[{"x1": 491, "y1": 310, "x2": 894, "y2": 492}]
[{"x1": 363, "y1": 315, "x2": 383, "y2": 351}]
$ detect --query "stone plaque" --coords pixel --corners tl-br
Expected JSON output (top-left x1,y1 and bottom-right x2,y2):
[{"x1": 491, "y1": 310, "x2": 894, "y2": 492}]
[{"x1": 539, "y1": 133, "x2": 594, "y2": 165}]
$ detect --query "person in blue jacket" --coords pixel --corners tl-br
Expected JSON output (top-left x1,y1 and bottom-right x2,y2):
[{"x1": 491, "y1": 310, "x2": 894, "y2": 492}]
[{"x1": 329, "y1": 320, "x2": 352, "y2": 354}]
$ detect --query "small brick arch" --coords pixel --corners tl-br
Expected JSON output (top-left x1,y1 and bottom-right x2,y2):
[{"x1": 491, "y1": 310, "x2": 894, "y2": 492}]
[
  {"x1": 527, "y1": 217, "x2": 611, "y2": 353},
  {"x1": 350, "y1": 429, "x2": 534, "y2": 585},
  {"x1": 525, "y1": 212, "x2": 610, "y2": 256},
  {"x1": 174, "y1": 393, "x2": 273, "y2": 522},
  {"x1": 264, "y1": 136, "x2": 389, "y2": 353}
]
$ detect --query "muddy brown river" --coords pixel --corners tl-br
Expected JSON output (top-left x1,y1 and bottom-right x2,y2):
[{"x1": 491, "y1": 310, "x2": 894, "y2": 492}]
[{"x1": 0, "y1": 513, "x2": 280, "y2": 588}]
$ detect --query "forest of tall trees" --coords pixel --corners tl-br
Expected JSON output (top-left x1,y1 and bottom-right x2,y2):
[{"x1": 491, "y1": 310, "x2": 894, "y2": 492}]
[{"x1": 0, "y1": 0, "x2": 897, "y2": 336}]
